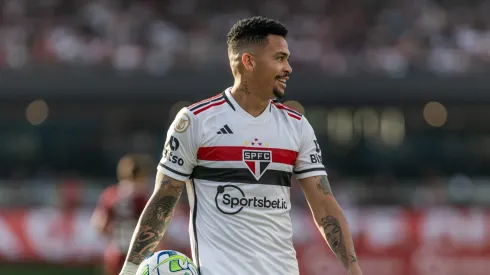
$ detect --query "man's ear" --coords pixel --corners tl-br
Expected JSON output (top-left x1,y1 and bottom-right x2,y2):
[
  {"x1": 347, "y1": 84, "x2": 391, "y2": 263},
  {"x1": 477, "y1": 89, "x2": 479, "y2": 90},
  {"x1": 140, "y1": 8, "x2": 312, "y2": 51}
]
[{"x1": 241, "y1": 53, "x2": 255, "y2": 71}]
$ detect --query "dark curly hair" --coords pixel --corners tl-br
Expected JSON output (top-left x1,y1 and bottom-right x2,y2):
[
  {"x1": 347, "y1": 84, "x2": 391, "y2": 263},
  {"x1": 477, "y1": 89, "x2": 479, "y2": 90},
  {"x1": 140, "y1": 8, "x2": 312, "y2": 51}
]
[{"x1": 227, "y1": 16, "x2": 288, "y2": 53}]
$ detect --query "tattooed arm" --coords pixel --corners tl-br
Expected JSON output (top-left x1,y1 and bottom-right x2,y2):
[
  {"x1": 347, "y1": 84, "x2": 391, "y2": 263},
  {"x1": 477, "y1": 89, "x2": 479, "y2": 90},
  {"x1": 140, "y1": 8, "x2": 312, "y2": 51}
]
[
  {"x1": 298, "y1": 175, "x2": 362, "y2": 275},
  {"x1": 119, "y1": 171, "x2": 185, "y2": 274}
]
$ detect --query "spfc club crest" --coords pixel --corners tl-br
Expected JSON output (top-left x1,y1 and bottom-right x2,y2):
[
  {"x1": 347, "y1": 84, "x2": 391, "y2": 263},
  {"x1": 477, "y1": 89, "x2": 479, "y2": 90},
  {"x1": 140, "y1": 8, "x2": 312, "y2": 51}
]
[{"x1": 242, "y1": 150, "x2": 272, "y2": 180}]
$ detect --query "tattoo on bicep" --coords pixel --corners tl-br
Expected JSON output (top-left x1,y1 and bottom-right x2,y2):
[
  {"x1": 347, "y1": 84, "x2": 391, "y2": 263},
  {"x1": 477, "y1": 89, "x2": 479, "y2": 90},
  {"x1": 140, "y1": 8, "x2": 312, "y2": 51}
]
[
  {"x1": 127, "y1": 176, "x2": 184, "y2": 264},
  {"x1": 321, "y1": 215, "x2": 356, "y2": 269},
  {"x1": 316, "y1": 176, "x2": 333, "y2": 196}
]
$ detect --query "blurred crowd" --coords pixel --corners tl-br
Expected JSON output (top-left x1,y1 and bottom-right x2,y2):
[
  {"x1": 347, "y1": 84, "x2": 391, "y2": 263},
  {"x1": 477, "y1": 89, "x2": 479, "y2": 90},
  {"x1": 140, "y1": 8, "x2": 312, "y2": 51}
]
[{"x1": 1, "y1": 0, "x2": 490, "y2": 76}]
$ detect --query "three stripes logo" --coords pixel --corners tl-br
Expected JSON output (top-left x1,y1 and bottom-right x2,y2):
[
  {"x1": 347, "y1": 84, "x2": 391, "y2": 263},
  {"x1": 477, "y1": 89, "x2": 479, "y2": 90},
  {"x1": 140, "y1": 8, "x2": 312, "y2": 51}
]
[{"x1": 217, "y1": 124, "x2": 233, "y2": 135}]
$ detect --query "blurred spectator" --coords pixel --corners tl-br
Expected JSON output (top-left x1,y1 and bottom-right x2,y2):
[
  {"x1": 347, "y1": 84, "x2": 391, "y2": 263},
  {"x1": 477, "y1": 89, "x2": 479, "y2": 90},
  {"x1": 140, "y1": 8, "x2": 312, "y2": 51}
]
[{"x1": 1, "y1": 0, "x2": 490, "y2": 75}]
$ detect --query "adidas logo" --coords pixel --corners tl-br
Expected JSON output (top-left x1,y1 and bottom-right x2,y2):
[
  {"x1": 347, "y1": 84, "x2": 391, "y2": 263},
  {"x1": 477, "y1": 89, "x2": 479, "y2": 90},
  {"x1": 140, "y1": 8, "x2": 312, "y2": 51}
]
[{"x1": 217, "y1": 125, "x2": 233, "y2": 134}]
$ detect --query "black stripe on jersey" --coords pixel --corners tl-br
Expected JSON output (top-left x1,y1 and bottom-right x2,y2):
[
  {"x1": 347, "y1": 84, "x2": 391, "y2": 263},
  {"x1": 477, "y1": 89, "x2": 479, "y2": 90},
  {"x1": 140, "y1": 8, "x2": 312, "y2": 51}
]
[
  {"x1": 293, "y1": 167, "x2": 326, "y2": 174},
  {"x1": 223, "y1": 124, "x2": 233, "y2": 134},
  {"x1": 222, "y1": 91, "x2": 236, "y2": 111},
  {"x1": 191, "y1": 166, "x2": 292, "y2": 187},
  {"x1": 272, "y1": 102, "x2": 303, "y2": 117},
  {"x1": 285, "y1": 107, "x2": 302, "y2": 117},
  {"x1": 191, "y1": 179, "x2": 201, "y2": 274},
  {"x1": 158, "y1": 163, "x2": 191, "y2": 177},
  {"x1": 189, "y1": 95, "x2": 224, "y2": 111}
]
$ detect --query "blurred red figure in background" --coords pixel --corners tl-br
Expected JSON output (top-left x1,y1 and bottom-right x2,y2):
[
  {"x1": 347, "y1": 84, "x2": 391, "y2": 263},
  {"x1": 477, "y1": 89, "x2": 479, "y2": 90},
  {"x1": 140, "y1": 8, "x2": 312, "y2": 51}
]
[{"x1": 91, "y1": 154, "x2": 154, "y2": 275}]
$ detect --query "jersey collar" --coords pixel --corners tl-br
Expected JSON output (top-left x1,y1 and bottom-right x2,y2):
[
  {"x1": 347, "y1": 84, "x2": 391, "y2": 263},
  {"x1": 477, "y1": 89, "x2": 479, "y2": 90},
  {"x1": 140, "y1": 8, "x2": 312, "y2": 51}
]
[{"x1": 224, "y1": 87, "x2": 272, "y2": 122}]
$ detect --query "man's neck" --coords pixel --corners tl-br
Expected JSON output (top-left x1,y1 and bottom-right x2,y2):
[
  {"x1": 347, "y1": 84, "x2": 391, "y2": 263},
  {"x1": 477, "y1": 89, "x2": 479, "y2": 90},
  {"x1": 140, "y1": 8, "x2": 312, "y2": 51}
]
[{"x1": 230, "y1": 81, "x2": 270, "y2": 117}]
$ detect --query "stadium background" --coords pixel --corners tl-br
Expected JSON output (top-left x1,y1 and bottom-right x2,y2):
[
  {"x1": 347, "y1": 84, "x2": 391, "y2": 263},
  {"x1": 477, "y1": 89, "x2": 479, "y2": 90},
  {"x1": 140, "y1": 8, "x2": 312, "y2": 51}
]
[{"x1": 1, "y1": 0, "x2": 490, "y2": 274}]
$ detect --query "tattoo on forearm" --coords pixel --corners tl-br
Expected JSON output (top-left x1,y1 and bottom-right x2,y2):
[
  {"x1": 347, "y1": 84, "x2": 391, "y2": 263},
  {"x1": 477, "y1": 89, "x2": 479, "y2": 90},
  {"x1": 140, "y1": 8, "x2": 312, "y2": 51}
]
[
  {"x1": 317, "y1": 176, "x2": 333, "y2": 196},
  {"x1": 321, "y1": 216, "x2": 356, "y2": 269},
  {"x1": 350, "y1": 254, "x2": 357, "y2": 263},
  {"x1": 127, "y1": 176, "x2": 183, "y2": 264}
]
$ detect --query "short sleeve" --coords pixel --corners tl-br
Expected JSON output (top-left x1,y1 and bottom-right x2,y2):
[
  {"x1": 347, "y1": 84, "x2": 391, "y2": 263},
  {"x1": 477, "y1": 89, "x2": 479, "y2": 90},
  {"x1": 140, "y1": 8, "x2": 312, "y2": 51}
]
[
  {"x1": 92, "y1": 186, "x2": 117, "y2": 229},
  {"x1": 157, "y1": 108, "x2": 200, "y2": 181},
  {"x1": 294, "y1": 117, "x2": 328, "y2": 179},
  {"x1": 94, "y1": 187, "x2": 113, "y2": 216}
]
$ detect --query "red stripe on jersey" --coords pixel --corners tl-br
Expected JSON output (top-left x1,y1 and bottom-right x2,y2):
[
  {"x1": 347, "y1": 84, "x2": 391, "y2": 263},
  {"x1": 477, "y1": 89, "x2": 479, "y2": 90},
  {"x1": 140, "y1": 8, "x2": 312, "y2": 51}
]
[
  {"x1": 193, "y1": 99, "x2": 226, "y2": 115},
  {"x1": 287, "y1": 113, "x2": 301, "y2": 120},
  {"x1": 197, "y1": 146, "x2": 298, "y2": 166},
  {"x1": 272, "y1": 102, "x2": 302, "y2": 119},
  {"x1": 273, "y1": 102, "x2": 301, "y2": 115},
  {"x1": 188, "y1": 93, "x2": 223, "y2": 109}
]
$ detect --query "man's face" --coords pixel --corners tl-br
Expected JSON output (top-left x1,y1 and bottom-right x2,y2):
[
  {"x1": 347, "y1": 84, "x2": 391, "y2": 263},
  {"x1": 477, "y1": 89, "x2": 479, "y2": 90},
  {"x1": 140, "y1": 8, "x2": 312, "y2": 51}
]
[{"x1": 252, "y1": 35, "x2": 292, "y2": 99}]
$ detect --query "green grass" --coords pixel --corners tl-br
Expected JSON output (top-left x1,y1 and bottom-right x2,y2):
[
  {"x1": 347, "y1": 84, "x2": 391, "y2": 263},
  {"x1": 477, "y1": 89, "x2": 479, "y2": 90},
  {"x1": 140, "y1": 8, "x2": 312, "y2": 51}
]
[{"x1": 0, "y1": 263, "x2": 101, "y2": 275}]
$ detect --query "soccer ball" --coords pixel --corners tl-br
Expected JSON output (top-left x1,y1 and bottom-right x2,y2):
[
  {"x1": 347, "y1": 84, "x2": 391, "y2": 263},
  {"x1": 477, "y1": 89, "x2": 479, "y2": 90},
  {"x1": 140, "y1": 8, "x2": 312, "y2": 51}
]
[{"x1": 136, "y1": 250, "x2": 199, "y2": 275}]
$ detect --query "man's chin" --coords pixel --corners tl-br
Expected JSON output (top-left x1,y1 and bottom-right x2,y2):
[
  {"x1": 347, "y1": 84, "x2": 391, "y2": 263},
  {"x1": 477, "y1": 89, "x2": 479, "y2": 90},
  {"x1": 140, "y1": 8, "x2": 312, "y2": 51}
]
[{"x1": 273, "y1": 88, "x2": 285, "y2": 99}]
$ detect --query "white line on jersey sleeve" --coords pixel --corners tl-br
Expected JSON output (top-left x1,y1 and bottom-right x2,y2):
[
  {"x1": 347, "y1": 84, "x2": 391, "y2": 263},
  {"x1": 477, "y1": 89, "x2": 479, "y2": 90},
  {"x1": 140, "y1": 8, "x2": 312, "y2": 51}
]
[
  {"x1": 293, "y1": 117, "x2": 328, "y2": 179},
  {"x1": 196, "y1": 160, "x2": 293, "y2": 173},
  {"x1": 158, "y1": 107, "x2": 200, "y2": 181}
]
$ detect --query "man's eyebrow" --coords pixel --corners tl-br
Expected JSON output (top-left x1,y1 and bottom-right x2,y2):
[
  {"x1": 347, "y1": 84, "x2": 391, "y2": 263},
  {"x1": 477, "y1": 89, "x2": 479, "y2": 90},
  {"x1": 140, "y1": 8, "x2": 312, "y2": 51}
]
[{"x1": 276, "y1": 51, "x2": 290, "y2": 58}]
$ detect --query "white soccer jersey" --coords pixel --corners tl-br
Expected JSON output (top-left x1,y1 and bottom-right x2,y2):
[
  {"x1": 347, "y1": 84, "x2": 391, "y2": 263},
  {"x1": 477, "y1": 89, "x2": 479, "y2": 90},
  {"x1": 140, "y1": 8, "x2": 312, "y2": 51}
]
[{"x1": 158, "y1": 88, "x2": 327, "y2": 275}]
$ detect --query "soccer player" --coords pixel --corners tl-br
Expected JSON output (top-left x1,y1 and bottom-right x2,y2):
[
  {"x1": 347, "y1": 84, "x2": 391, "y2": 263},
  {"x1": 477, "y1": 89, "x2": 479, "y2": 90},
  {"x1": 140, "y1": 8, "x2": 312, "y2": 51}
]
[
  {"x1": 92, "y1": 154, "x2": 154, "y2": 275},
  {"x1": 119, "y1": 16, "x2": 363, "y2": 275}
]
